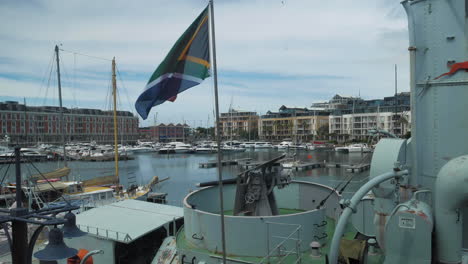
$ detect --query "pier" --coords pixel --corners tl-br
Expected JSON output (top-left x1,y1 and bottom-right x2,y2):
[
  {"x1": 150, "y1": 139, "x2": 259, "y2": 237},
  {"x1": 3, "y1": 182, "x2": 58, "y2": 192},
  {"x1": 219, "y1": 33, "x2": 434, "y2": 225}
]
[
  {"x1": 345, "y1": 164, "x2": 371, "y2": 173},
  {"x1": 326, "y1": 163, "x2": 371, "y2": 173},
  {"x1": 81, "y1": 155, "x2": 135, "y2": 162},
  {"x1": 199, "y1": 158, "x2": 252, "y2": 168},
  {"x1": 291, "y1": 162, "x2": 324, "y2": 171}
]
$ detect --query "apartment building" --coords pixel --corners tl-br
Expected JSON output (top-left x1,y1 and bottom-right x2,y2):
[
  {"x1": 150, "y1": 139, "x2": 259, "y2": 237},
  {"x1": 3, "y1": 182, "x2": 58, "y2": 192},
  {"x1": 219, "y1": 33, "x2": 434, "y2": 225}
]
[
  {"x1": 219, "y1": 109, "x2": 259, "y2": 140},
  {"x1": 139, "y1": 123, "x2": 191, "y2": 142},
  {"x1": 329, "y1": 93, "x2": 411, "y2": 142},
  {"x1": 0, "y1": 101, "x2": 139, "y2": 145},
  {"x1": 259, "y1": 105, "x2": 330, "y2": 142}
]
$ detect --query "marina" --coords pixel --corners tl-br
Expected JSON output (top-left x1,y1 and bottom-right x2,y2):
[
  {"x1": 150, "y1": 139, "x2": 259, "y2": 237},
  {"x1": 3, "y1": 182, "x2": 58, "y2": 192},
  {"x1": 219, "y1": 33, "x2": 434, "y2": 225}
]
[
  {"x1": 290, "y1": 162, "x2": 325, "y2": 171},
  {"x1": 0, "y1": 0, "x2": 467, "y2": 263},
  {"x1": 0, "y1": 149, "x2": 370, "y2": 204},
  {"x1": 198, "y1": 158, "x2": 252, "y2": 168}
]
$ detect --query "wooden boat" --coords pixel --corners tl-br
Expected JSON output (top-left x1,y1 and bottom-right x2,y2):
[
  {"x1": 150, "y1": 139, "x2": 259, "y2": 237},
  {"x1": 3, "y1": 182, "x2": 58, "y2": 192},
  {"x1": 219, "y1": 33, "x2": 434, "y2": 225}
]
[{"x1": 30, "y1": 166, "x2": 71, "y2": 180}]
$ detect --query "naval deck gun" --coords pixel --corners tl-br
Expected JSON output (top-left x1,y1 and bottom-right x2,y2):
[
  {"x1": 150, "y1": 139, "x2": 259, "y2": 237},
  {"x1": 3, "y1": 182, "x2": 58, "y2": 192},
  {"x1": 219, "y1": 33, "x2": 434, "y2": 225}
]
[
  {"x1": 198, "y1": 155, "x2": 291, "y2": 216},
  {"x1": 233, "y1": 155, "x2": 290, "y2": 216}
]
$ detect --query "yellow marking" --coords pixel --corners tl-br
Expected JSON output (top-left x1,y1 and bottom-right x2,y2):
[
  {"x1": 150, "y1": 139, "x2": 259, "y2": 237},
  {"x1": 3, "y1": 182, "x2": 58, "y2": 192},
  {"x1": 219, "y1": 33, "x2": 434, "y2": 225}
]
[
  {"x1": 83, "y1": 186, "x2": 113, "y2": 192},
  {"x1": 178, "y1": 14, "x2": 209, "y2": 61},
  {"x1": 181, "y1": 55, "x2": 210, "y2": 67}
]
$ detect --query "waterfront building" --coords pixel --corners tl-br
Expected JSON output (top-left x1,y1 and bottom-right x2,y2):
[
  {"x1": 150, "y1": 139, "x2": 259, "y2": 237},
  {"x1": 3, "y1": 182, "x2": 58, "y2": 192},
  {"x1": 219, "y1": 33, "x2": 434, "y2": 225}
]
[
  {"x1": 219, "y1": 109, "x2": 259, "y2": 140},
  {"x1": 259, "y1": 105, "x2": 330, "y2": 142},
  {"x1": 0, "y1": 101, "x2": 139, "y2": 145},
  {"x1": 328, "y1": 92, "x2": 411, "y2": 142},
  {"x1": 328, "y1": 94, "x2": 364, "y2": 109},
  {"x1": 139, "y1": 123, "x2": 191, "y2": 142}
]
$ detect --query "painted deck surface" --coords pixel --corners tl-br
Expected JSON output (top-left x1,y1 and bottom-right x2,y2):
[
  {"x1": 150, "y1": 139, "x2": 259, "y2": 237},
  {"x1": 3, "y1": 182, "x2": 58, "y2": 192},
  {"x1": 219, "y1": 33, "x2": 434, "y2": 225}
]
[{"x1": 176, "y1": 217, "x2": 364, "y2": 264}]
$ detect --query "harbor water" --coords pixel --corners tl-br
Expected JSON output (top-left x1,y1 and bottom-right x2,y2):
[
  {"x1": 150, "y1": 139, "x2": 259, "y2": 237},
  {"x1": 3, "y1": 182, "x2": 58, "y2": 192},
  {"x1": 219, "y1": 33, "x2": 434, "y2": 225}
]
[{"x1": 3, "y1": 149, "x2": 371, "y2": 205}]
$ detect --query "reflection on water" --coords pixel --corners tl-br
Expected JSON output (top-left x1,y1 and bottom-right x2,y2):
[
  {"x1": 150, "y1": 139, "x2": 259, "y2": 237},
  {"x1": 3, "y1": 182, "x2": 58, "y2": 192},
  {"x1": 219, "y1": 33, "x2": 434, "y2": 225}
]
[{"x1": 5, "y1": 149, "x2": 372, "y2": 204}]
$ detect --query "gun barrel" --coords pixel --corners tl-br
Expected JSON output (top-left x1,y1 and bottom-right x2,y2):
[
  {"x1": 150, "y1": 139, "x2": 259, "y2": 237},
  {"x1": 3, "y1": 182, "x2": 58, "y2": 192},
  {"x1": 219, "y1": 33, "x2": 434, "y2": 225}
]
[{"x1": 197, "y1": 178, "x2": 237, "y2": 187}]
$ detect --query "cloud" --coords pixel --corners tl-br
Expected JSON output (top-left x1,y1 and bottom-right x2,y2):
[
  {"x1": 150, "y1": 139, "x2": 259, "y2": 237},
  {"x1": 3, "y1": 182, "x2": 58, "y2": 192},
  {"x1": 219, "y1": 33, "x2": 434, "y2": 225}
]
[{"x1": 0, "y1": 0, "x2": 410, "y2": 127}]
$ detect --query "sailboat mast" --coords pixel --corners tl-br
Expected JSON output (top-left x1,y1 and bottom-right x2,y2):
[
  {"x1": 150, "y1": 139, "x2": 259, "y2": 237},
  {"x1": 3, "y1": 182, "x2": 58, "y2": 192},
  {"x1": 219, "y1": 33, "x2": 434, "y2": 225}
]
[
  {"x1": 55, "y1": 45, "x2": 68, "y2": 174},
  {"x1": 23, "y1": 97, "x2": 28, "y2": 146},
  {"x1": 112, "y1": 58, "x2": 119, "y2": 185},
  {"x1": 394, "y1": 64, "x2": 398, "y2": 135}
]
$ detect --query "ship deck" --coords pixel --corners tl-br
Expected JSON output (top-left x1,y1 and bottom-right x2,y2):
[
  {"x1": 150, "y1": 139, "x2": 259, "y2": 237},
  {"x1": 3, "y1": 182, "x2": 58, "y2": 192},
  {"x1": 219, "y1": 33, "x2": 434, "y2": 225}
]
[{"x1": 176, "y1": 216, "x2": 384, "y2": 264}]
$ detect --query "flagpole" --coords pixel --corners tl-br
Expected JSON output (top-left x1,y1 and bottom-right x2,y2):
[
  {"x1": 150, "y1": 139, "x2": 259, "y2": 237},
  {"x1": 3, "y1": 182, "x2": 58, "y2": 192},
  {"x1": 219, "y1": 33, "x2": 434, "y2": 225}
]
[{"x1": 208, "y1": 0, "x2": 227, "y2": 263}]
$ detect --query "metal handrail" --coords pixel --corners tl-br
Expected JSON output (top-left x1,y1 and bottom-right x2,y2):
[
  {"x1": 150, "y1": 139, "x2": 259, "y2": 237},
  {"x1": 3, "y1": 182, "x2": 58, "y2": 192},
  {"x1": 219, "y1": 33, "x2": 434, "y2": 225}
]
[
  {"x1": 77, "y1": 224, "x2": 132, "y2": 242},
  {"x1": 260, "y1": 222, "x2": 302, "y2": 264}
]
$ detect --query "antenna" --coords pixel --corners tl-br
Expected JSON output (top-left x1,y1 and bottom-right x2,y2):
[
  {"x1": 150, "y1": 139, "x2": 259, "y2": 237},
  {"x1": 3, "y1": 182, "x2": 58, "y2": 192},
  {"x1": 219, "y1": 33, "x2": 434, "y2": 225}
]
[{"x1": 394, "y1": 64, "x2": 398, "y2": 135}]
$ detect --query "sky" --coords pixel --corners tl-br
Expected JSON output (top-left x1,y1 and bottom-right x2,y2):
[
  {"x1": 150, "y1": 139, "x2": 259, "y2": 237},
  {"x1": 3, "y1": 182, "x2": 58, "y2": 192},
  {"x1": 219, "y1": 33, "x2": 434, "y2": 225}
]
[{"x1": 0, "y1": 0, "x2": 409, "y2": 127}]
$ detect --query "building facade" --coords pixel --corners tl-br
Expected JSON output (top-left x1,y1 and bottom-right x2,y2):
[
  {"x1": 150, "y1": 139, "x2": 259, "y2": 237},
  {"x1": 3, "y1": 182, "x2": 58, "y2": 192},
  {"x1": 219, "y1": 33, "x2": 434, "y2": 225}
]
[
  {"x1": 328, "y1": 93, "x2": 411, "y2": 141},
  {"x1": 219, "y1": 109, "x2": 259, "y2": 140},
  {"x1": 139, "y1": 123, "x2": 190, "y2": 142},
  {"x1": 0, "y1": 101, "x2": 139, "y2": 145},
  {"x1": 259, "y1": 106, "x2": 330, "y2": 142}
]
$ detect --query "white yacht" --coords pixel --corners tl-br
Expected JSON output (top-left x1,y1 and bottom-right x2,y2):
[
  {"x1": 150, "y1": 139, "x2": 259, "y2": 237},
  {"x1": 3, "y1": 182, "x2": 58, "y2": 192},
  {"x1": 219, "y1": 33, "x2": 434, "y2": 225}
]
[
  {"x1": 253, "y1": 142, "x2": 273, "y2": 149},
  {"x1": 171, "y1": 142, "x2": 194, "y2": 154},
  {"x1": 194, "y1": 143, "x2": 217, "y2": 154},
  {"x1": 130, "y1": 143, "x2": 155, "y2": 153},
  {"x1": 335, "y1": 143, "x2": 372, "y2": 153},
  {"x1": 276, "y1": 141, "x2": 293, "y2": 149},
  {"x1": 240, "y1": 142, "x2": 256, "y2": 148},
  {"x1": 0, "y1": 146, "x2": 11, "y2": 155},
  {"x1": 0, "y1": 148, "x2": 48, "y2": 160},
  {"x1": 158, "y1": 144, "x2": 175, "y2": 154},
  {"x1": 304, "y1": 143, "x2": 315, "y2": 151},
  {"x1": 221, "y1": 145, "x2": 246, "y2": 153}
]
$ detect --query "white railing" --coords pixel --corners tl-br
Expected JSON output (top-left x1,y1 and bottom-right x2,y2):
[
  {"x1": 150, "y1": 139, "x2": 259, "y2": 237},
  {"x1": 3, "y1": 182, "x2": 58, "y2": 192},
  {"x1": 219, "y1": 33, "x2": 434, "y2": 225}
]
[
  {"x1": 261, "y1": 222, "x2": 302, "y2": 264},
  {"x1": 78, "y1": 223, "x2": 132, "y2": 242}
]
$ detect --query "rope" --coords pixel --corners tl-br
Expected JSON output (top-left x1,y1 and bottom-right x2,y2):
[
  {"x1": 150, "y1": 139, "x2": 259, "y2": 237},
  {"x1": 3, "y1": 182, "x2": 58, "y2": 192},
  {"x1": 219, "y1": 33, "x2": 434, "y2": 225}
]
[
  {"x1": 36, "y1": 50, "x2": 56, "y2": 106},
  {"x1": 22, "y1": 154, "x2": 73, "y2": 207},
  {"x1": 316, "y1": 173, "x2": 354, "y2": 209},
  {"x1": 116, "y1": 66, "x2": 136, "y2": 115},
  {"x1": 0, "y1": 153, "x2": 14, "y2": 186},
  {"x1": 42, "y1": 52, "x2": 56, "y2": 106},
  {"x1": 59, "y1": 49, "x2": 112, "y2": 62}
]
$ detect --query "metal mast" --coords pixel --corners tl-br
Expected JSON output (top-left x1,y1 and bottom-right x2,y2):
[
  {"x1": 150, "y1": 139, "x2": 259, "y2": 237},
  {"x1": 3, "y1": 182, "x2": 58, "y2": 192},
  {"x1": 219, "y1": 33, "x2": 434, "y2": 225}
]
[
  {"x1": 112, "y1": 58, "x2": 119, "y2": 187},
  {"x1": 209, "y1": 0, "x2": 227, "y2": 263},
  {"x1": 394, "y1": 64, "x2": 398, "y2": 135},
  {"x1": 23, "y1": 97, "x2": 28, "y2": 146},
  {"x1": 55, "y1": 45, "x2": 68, "y2": 178}
]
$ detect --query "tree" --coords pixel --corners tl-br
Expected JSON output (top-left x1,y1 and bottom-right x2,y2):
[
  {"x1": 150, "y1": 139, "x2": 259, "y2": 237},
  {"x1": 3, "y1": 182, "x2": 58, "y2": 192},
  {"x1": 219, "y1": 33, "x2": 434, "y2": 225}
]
[
  {"x1": 193, "y1": 127, "x2": 215, "y2": 140},
  {"x1": 404, "y1": 131, "x2": 411, "y2": 139},
  {"x1": 317, "y1": 124, "x2": 329, "y2": 140}
]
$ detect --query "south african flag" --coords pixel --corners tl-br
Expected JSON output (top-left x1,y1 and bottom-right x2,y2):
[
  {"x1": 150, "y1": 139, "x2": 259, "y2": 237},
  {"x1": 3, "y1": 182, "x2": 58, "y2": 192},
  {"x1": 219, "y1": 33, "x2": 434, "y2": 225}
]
[{"x1": 135, "y1": 6, "x2": 210, "y2": 119}]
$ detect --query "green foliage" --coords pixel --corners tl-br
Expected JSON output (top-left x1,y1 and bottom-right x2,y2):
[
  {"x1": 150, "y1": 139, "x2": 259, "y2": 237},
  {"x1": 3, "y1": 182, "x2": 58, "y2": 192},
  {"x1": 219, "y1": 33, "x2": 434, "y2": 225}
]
[
  {"x1": 317, "y1": 124, "x2": 329, "y2": 140},
  {"x1": 238, "y1": 129, "x2": 258, "y2": 140},
  {"x1": 194, "y1": 126, "x2": 215, "y2": 139},
  {"x1": 404, "y1": 131, "x2": 411, "y2": 139}
]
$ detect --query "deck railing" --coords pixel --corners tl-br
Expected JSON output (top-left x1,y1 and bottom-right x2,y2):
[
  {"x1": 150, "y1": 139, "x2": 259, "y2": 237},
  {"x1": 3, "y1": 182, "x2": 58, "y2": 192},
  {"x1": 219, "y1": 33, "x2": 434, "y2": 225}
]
[
  {"x1": 77, "y1": 223, "x2": 132, "y2": 242},
  {"x1": 261, "y1": 222, "x2": 302, "y2": 264}
]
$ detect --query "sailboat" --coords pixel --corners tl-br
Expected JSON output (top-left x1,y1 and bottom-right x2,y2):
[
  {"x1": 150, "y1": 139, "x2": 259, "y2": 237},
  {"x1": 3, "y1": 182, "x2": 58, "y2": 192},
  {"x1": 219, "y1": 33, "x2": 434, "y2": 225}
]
[
  {"x1": 22, "y1": 61, "x2": 72, "y2": 181},
  {"x1": 96, "y1": 57, "x2": 153, "y2": 200},
  {"x1": 18, "y1": 48, "x2": 156, "y2": 210}
]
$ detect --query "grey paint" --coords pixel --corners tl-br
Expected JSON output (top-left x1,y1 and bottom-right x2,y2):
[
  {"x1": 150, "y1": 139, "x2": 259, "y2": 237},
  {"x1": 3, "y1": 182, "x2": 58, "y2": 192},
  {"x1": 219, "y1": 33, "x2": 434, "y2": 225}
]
[
  {"x1": 368, "y1": 138, "x2": 407, "y2": 249},
  {"x1": 402, "y1": 0, "x2": 468, "y2": 262},
  {"x1": 403, "y1": 0, "x2": 468, "y2": 190},
  {"x1": 434, "y1": 155, "x2": 468, "y2": 263},
  {"x1": 384, "y1": 199, "x2": 433, "y2": 264},
  {"x1": 351, "y1": 195, "x2": 376, "y2": 237},
  {"x1": 183, "y1": 182, "x2": 334, "y2": 257}
]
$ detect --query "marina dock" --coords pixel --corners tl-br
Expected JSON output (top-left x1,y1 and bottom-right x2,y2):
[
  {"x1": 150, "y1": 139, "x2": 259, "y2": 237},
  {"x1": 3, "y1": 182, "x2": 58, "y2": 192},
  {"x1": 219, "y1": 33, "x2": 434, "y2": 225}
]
[
  {"x1": 326, "y1": 163, "x2": 371, "y2": 173},
  {"x1": 291, "y1": 162, "x2": 324, "y2": 171},
  {"x1": 81, "y1": 155, "x2": 135, "y2": 162},
  {"x1": 199, "y1": 158, "x2": 252, "y2": 168}
]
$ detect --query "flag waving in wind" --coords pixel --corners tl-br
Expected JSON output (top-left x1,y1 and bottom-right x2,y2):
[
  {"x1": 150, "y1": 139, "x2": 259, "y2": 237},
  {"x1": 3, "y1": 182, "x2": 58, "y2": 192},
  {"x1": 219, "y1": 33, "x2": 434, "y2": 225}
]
[{"x1": 135, "y1": 6, "x2": 210, "y2": 119}]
